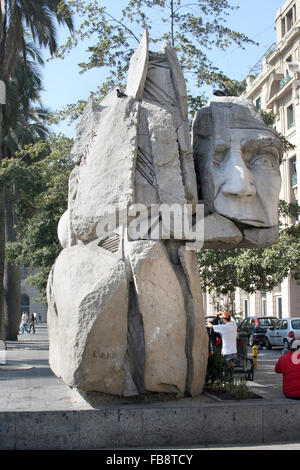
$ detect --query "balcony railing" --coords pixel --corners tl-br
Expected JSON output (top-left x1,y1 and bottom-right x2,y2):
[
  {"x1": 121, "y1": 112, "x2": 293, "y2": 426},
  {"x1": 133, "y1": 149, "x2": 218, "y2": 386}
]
[{"x1": 248, "y1": 43, "x2": 277, "y2": 77}]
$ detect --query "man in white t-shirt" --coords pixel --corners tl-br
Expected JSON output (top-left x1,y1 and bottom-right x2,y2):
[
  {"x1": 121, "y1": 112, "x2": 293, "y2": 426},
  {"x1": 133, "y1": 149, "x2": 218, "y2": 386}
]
[{"x1": 207, "y1": 311, "x2": 237, "y2": 361}]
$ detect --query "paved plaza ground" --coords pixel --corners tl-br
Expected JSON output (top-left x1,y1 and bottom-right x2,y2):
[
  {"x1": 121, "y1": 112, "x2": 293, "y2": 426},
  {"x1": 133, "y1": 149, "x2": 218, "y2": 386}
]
[
  {"x1": 0, "y1": 324, "x2": 288, "y2": 411},
  {"x1": 1, "y1": 324, "x2": 300, "y2": 450},
  {"x1": 0, "y1": 325, "x2": 92, "y2": 411}
]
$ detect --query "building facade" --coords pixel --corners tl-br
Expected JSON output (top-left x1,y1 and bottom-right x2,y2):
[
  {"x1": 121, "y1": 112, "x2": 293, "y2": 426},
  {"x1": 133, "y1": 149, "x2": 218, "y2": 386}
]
[{"x1": 204, "y1": 0, "x2": 300, "y2": 319}]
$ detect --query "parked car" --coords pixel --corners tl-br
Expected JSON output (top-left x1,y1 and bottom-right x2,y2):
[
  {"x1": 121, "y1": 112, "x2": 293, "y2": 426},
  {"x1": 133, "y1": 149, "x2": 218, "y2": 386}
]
[
  {"x1": 264, "y1": 318, "x2": 300, "y2": 349},
  {"x1": 237, "y1": 316, "x2": 278, "y2": 347}
]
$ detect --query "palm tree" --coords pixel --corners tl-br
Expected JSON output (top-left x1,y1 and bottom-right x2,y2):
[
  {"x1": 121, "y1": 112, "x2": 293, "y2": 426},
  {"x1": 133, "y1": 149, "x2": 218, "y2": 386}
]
[
  {"x1": 0, "y1": 1, "x2": 73, "y2": 340},
  {"x1": 0, "y1": 1, "x2": 73, "y2": 80},
  {"x1": 3, "y1": 42, "x2": 50, "y2": 340},
  {"x1": 0, "y1": 1, "x2": 72, "y2": 146},
  {"x1": 2, "y1": 39, "x2": 49, "y2": 148}
]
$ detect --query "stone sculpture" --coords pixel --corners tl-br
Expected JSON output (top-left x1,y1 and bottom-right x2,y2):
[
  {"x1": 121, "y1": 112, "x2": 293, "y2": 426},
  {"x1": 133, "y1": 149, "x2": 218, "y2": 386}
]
[
  {"x1": 193, "y1": 97, "x2": 283, "y2": 248},
  {"x1": 47, "y1": 32, "x2": 282, "y2": 398}
]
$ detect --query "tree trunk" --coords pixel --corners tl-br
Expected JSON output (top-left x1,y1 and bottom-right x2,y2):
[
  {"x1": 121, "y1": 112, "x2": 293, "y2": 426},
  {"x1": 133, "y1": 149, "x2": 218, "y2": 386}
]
[
  {"x1": 4, "y1": 185, "x2": 20, "y2": 340},
  {"x1": 0, "y1": 185, "x2": 5, "y2": 341},
  {"x1": 0, "y1": 0, "x2": 6, "y2": 340}
]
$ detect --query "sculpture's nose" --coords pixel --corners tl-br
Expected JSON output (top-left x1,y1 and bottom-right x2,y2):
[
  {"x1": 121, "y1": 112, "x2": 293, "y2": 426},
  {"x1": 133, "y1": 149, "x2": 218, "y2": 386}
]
[{"x1": 222, "y1": 136, "x2": 256, "y2": 199}]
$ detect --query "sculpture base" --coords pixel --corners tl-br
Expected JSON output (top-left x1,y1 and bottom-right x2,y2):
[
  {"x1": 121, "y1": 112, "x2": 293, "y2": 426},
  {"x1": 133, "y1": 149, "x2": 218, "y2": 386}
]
[
  {"x1": 2, "y1": 324, "x2": 296, "y2": 450},
  {"x1": 2, "y1": 397, "x2": 300, "y2": 450}
]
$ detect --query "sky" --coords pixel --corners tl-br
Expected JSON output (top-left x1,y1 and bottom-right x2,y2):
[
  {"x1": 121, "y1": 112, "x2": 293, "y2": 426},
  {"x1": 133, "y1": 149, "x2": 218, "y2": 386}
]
[{"x1": 40, "y1": 0, "x2": 287, "y2": 138}]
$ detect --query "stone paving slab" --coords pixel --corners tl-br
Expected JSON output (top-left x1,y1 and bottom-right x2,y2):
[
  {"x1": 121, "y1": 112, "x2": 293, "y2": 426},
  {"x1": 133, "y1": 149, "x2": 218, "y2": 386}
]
[
  {"x1": 1, "y1": 325, "x2": 300, "y2": 449},
  {"x1": 0, "y1": 326, "x2": 91, "y2": 412}
]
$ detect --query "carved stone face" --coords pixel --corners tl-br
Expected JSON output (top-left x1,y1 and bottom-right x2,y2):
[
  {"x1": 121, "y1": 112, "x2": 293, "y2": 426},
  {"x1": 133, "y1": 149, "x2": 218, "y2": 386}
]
[{"x1": 193, "y1": 98, "x2": 282, "y2": 228}]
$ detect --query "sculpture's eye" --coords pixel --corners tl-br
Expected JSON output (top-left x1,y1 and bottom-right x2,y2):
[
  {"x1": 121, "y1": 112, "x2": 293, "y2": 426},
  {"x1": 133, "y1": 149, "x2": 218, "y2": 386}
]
[
  {"x1": 248, "y1": 153, "x2": 277, "y2": 170},
  {"x1": 212, "y1": 149, "x2": 228, "y2": 166}
]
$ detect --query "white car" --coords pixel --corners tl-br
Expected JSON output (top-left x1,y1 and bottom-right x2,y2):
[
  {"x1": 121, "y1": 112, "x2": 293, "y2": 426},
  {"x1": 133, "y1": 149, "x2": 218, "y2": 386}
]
[{"x1": 264, "y1": 318, "x2": 300, "y2": 349}]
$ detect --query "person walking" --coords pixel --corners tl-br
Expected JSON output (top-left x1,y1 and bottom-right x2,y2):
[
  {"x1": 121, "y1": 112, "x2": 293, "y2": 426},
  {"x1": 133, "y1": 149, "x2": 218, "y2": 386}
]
[
  {"x1": 28, "y1": 313, "x2": 36, "y2": 334},
  {"x1": 207, "y1": 311, "x2": 237, "y2": 361},
  {"x1": 275, "y1": 339, "x2": 300, "y2": 399},
  {"x1": 20, "y1": 312, "x2": 29, "y2": 334}
]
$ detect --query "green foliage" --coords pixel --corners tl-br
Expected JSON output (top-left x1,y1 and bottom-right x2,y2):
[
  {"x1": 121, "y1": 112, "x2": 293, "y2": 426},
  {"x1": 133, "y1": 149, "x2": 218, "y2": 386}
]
[
  {"x1": 208, "y1": 291, "x2": 236, "y2": 316},
  {"x1": 205, "y1": 349, "x2": 233, "y2": 385},
  {"x1": 2, "y1": 39, "x2": 50, "y2": 154},
  {"x1": 278, "y1": 134, "x2": 296, "y2": 154},
  {"x1": 2, "y1": 135, "x2": 74, "y2": 301},
  {"x1": 260, "y1": 109, "x2": 296, "y2": 154},
  {"x1": 48, "y1": 99, "x2": 87, "y2": 125},
  {"x1": 52, "y1": 0, "x2": 257, "y2": 123},
  {"x1": 197, "y1": 202, "x2": 300, "y2": 296},
  {"x1": 0, "y1": 1, "x2": 74, "y2": 83},
  {"x1": 205, "y1": 350, "x2": 256, "y2": 399},
  {"x1": 260, "y1": 109, "x2": 276, "y2": 127},
  {"x1": 205, "y1": 379, "x2": 255, "y2": 399}
]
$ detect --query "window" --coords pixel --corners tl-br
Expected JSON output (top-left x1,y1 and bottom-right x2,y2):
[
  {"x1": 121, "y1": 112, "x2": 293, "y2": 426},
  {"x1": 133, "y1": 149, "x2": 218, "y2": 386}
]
[
  {"x1": 255, "y1": 97, "x2": 261, "y2": 111},
  {"x1": 258, "y1": 318, "x2": 275, "y2": 327},
  {"x1": 262, "y1": 298, "x2": 267, "y2": 316},
  {"x1": 289, "y1": 157, "x2": 298, "y2": 220},
  {"x1": 287, "y1": 8, "x2": 294, "y2": 32},
  {"x1": 20, "y1": 266, "x2": 29, "y2": 278},
  {"x1": 280, "y1": 320, "x2": 288, "y2": 330},
  {"x1": 243, "y1": 299, "x2": 248, "y2": 317},
  {"x1": 277, "y1": 297, "x2": 283, "y2": 319},
  {"x1": 287, "y1": 104, "x2": 294, "y2": 129},
  {"x1": 282, "y1": 18, "x2": 286, "y2": 38},
  {"x1": 21, "y1": 294, "x2": 30, "y2": 315},
  {"x1": 292, "y1": 320, "x2": 300, "y2": 330},
  {"x1": 281, "y1": 6, "x2": 296, "y2": 39},
  {"x1": 274, "y1": 321, "x2": 281, "y2": 330},
  {"x1": 280, "y1": 70, "x2": 291, "y2": 89},
  {"x1": 290, "y1": 157, "x2": 297, "y2": 187}
]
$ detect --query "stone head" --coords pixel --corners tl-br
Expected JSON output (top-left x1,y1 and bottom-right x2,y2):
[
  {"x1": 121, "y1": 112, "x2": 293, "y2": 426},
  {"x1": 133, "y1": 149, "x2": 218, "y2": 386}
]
[{"x1": 193, "y1": 97, "x2": 283, "y2": 228}]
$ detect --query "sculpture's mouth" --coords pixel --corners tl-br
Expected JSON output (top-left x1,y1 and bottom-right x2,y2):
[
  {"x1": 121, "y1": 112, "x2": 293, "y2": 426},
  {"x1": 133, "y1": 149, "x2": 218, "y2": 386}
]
[
  {"x1": 231, "y1": 217, "x2": 268, "y2": 228},
  {"x1": 238, "y1": 218, "x2": 265, "y2": 224},
  {"x1": 214, "y1": 196, "x2": 269, "y2": 228}
]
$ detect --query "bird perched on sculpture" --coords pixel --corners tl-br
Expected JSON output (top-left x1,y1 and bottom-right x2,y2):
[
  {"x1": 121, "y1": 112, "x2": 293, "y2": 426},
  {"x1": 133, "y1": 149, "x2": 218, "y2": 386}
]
[
  {"x1": 213, "y1": 84, "x2": 232, "y2": 97},
  {"x1": 116, "y1": 89, "x2": 127, "y2": 98}
]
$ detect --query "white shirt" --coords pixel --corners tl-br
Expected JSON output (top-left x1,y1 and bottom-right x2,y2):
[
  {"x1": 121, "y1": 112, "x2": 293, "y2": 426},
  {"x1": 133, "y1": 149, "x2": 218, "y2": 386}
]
[{"x1": 212, "y1": 320, "x2": 237, "y2": 355}]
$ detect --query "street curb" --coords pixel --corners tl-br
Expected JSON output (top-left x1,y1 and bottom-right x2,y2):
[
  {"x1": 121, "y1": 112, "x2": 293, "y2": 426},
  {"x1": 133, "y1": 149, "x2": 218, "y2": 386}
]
[{"x1": 1, "y1": 400, "x2": 300, "y2": 449}]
